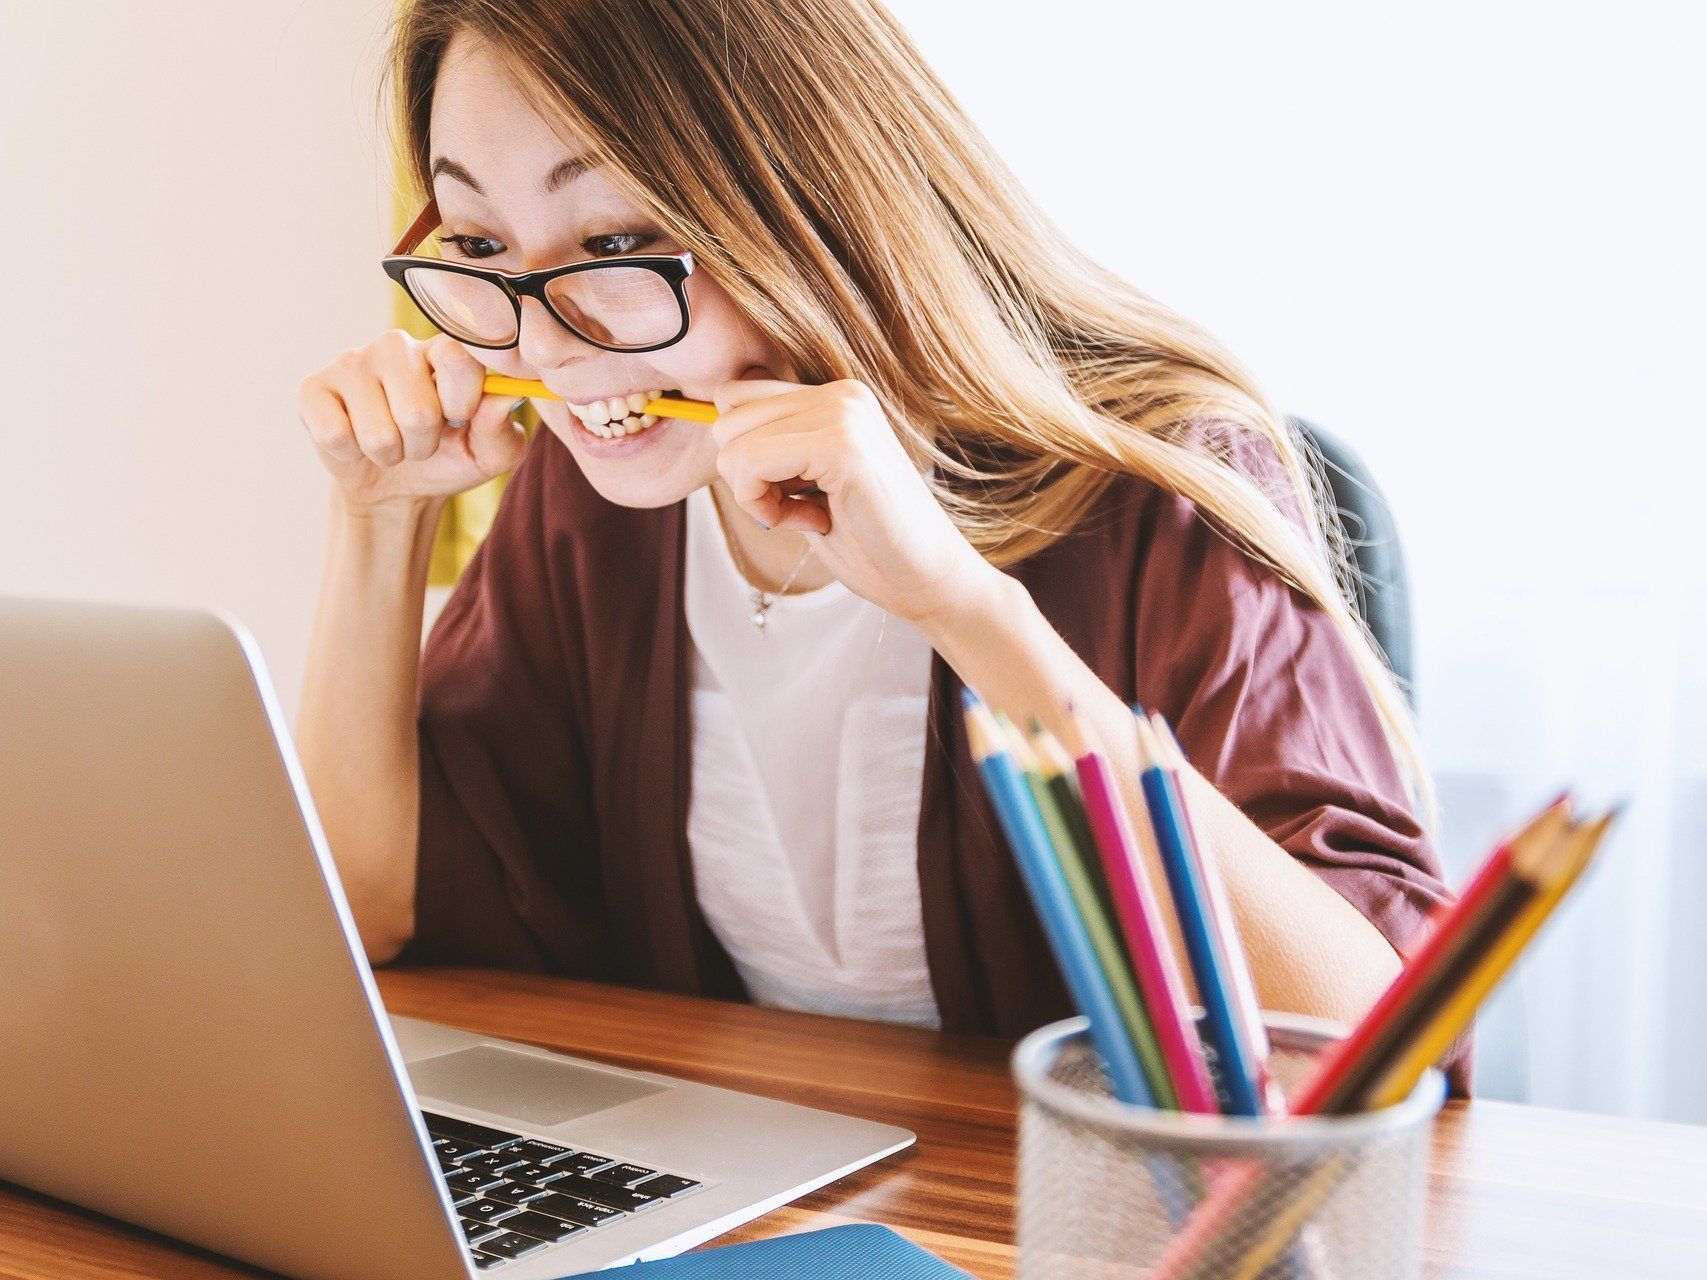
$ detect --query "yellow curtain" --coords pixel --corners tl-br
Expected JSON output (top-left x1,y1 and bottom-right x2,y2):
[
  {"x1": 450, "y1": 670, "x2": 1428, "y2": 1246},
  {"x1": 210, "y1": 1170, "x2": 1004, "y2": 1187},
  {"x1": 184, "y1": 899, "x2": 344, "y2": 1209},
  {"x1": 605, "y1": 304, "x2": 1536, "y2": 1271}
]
[{"x1": 389, "y1": 139, "x2": 533, "y2": 586}]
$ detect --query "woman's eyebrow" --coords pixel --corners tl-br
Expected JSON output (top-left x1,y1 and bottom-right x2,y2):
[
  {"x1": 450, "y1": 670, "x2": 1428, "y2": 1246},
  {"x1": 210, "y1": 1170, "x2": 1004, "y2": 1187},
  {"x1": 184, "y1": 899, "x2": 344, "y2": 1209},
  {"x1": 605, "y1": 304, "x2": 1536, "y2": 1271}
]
[
  {"x1": 541, "y1": 154, "x2": 595, "y2": 192},
  {"x1": 427, "y1": 154, "x2": 595, "y2": 197},
  {"x1": 430, "y1": 155, "x2": 486, "y2": 195}
]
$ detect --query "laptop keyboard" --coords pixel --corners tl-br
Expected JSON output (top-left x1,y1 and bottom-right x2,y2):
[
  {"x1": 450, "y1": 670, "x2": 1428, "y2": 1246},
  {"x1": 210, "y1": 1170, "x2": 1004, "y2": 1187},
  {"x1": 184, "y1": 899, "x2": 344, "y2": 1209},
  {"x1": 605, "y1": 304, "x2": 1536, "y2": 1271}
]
[{"x1": 421, "y1": 1110, "x2": 703, "y2": 1270}]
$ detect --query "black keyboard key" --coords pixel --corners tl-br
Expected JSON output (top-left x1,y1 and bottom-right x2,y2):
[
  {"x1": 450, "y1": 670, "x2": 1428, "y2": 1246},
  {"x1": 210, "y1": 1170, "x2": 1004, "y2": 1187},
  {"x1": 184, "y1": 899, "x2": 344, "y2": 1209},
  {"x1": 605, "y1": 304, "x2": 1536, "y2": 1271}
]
[
  {"x1": 637, "y1": 1174, "x2": 701, "y2": 1198},
  {"x1": 423, "y1": 1111, "x2": 524, "y2": 1150},
  {"x1": 432, "y1": 1136, "x2": 482, "y2": 1161},
  {"x1": 529, "y1": 1191, "x2": 625, "y2": 1227},
  {"x1": 552, "y1": 1152, "x2": 615, "y2": 1176},
  {"x1": 499, "y1": 1160, "x2": 564, "y2": 1186},
  {"x1": 547, "y1": 1175, "x2": 664, "y2": 1212},
  {"x1": 446, "y1": 1168, "x2": 507, "y2": 1194},
  {"x1": 471, "y1": 1253, "x2": 508, "y2": 1270},
  {"x1": 459, "y1": 1217, "x2": 503, "y2": 1245},
  {"x1": 510, "y1": 1139, "x2": 573, "y2": 1163},
  {"x1": 497, "y1": 1210, "x2": 586, "y2": 1244},
  {"x1": 588, "y1": 1162, "x2": 658, "y2": 1188},
  {"x1": 479, "y1": 1229, "x2": 558, "y2": 1258},
  {"x1": 442, "y1": 1182, "x2": 479, "y2": 1207},
  {"x1": 462, "y1": 1197, "x2": 520, "y2": 1224},
  {"x1": 484, "y1": 1180, "x2": 550, "y2": 1207},
  {"x1": 459, "y1": 1151, "x2": 529, "y2": 1176}
]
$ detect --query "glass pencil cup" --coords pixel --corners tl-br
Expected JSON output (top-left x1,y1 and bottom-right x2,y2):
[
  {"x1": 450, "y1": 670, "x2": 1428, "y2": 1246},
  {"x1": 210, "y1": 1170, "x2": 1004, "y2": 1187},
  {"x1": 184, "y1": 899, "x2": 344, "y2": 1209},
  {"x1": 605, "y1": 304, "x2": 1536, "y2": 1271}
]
[{"x1": 1012, "y1": 1015, "x2": 1446, "y2": 1280}]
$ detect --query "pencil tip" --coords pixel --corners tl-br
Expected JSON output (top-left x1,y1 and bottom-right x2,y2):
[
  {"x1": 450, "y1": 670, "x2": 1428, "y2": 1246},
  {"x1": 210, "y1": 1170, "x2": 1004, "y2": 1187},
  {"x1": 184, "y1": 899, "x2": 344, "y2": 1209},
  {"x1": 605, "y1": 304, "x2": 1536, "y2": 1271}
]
[{"x1": 959, "y1": 686, "x2": 981, "y2": 711}]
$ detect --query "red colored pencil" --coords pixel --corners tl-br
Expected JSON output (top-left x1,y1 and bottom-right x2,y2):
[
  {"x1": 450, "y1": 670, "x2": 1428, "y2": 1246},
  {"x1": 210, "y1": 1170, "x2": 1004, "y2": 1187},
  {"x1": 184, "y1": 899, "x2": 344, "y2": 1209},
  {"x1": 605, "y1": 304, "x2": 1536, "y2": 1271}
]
[
  {"x1": 1297, "y1": 792, "x2": 1570, "y2": 1116},
  {"x1": 1061, "y1": 708, "x2": 1218, "y2": 1114},
  {"x1": 1144, "y1": 795, "x2": 1576, "y2": 1280}
]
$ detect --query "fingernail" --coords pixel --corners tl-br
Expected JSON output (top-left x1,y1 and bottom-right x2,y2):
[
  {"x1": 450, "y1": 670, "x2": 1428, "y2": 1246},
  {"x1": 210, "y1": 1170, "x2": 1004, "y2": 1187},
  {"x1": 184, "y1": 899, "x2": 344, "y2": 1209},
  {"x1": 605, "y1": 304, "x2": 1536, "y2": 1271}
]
[
  {"x1": 511, "y1": 398, "x2": 528, "y2": 412},
  {"x1": 755, "y1": 520, "x2": 770, "y2": 531},
  {"x1": 446, "y1": 418, "x2": 468, "y2": 428}
]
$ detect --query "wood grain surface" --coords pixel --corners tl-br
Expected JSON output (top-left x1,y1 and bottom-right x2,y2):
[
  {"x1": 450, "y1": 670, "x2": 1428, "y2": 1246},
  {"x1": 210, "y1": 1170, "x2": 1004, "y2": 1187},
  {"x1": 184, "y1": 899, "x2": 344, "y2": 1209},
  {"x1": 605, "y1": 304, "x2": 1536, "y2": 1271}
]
[{"x1": 0, "y1": 966, "x2": 1703, "y2": 1279}]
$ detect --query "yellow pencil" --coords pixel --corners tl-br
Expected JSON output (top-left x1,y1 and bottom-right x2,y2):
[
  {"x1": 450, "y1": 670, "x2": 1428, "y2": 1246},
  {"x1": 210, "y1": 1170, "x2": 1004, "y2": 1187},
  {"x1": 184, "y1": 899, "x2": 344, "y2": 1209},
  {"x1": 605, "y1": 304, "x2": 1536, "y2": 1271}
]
[
  {"x1": 1365, "y1": 808, "x2": 1615, "y2": 1109},
  {"x1": 480, "y1": 374, "x2": 719, "y2": 423}
]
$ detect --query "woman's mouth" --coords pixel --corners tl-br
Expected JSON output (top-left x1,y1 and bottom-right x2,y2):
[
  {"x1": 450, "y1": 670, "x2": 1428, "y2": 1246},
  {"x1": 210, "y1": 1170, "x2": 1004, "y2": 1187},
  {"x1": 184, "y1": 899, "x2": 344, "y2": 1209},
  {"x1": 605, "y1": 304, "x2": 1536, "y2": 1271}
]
[{"x1": 564, "y1": 388, "x2": 676, "y2": 439}]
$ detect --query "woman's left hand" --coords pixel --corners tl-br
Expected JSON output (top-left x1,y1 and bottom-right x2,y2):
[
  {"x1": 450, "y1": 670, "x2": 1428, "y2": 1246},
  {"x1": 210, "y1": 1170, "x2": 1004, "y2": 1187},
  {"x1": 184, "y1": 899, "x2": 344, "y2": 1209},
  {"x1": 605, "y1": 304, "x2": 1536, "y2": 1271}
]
[{"x1": 712, "y1": 371, "x2": 1000, "y2": 628}]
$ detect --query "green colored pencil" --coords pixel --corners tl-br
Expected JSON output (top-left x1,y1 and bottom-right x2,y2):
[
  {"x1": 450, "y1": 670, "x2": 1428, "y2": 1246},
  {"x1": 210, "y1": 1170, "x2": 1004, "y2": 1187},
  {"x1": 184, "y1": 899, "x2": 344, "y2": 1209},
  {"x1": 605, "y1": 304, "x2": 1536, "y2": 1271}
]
[{"x1": 1000, "y1": 715, "x2": 1178, "y2": 1109}]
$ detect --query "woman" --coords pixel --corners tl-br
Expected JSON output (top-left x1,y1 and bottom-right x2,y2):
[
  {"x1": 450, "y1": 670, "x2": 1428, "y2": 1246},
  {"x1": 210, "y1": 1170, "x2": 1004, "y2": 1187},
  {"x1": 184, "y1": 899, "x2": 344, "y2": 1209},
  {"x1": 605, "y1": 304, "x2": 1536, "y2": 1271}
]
[{"x1": 297, "y1": 0, "x2": 1463, "y2": 1084}]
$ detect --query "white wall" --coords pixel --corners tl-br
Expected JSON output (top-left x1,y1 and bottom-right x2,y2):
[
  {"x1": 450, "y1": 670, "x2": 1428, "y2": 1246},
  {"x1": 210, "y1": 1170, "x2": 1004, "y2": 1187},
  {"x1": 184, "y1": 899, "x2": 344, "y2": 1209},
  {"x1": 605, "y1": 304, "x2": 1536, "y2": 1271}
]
[
  {"x1": 889, "y1": 0, "x2": 1706, "y2": 1118},
  {"x1": 4, "y1": 1, "x2": 1703, "y2": 1117},
  {"x1": 0, "y1": 1, "x2": 396, "y2": 710}
]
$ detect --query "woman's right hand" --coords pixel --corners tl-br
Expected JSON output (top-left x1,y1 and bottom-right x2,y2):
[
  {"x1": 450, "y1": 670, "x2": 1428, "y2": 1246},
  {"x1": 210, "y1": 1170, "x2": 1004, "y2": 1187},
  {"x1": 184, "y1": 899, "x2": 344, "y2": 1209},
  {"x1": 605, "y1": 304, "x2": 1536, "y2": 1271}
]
[{"x1": 297, "y1": 329, "x2": 529, "y2": 509}]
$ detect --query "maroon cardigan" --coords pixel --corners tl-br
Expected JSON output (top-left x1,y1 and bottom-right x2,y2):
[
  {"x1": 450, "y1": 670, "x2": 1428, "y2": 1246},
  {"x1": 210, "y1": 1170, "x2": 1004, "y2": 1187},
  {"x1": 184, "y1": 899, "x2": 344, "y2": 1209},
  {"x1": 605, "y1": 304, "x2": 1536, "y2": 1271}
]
[{"x1": 401, "y1": 425, "x2": 1469, "y2": 1093}]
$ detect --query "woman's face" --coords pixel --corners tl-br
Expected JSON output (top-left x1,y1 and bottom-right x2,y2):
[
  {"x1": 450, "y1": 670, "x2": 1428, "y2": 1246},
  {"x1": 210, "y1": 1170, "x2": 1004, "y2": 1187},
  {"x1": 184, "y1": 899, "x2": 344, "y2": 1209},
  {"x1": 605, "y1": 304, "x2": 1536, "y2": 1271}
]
[{"x1": 427, "y1": 31, "x2": 790, "y2": 507}]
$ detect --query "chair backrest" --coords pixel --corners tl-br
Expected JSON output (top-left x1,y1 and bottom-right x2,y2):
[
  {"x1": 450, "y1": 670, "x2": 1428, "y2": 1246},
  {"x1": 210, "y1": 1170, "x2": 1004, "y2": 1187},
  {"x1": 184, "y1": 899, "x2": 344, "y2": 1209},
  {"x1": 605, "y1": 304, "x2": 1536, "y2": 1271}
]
[{"x1": 1288, "y1": 417, "x2": 1415, "y2": 704}]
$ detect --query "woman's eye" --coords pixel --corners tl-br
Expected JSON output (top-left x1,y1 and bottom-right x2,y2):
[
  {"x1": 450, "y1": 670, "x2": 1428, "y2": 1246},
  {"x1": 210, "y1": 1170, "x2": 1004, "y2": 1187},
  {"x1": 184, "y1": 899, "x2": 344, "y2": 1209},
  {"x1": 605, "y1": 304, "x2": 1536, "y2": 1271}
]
[
  {"x1": 584, "y1": 232, "x2": 650, "y2": 256},
  {"x1": 439, "y1": 234, "x2": 505, "y2": 260}
]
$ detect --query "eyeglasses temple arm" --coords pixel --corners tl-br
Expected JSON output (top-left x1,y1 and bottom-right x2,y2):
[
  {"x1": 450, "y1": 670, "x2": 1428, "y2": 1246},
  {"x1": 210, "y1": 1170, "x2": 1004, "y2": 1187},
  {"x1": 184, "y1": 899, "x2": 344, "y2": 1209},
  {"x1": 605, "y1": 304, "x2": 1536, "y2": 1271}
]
[{"x1": 390, "y1": 198, "x2": 442, "y2": 256}]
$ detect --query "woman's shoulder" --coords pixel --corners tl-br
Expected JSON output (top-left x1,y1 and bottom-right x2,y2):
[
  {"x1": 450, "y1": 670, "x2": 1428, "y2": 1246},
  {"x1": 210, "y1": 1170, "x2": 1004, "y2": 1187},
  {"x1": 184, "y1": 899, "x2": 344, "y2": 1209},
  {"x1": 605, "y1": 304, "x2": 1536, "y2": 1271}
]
[{"x1": 1057, "y1": 420, "x2": 1318, "y2": 573}]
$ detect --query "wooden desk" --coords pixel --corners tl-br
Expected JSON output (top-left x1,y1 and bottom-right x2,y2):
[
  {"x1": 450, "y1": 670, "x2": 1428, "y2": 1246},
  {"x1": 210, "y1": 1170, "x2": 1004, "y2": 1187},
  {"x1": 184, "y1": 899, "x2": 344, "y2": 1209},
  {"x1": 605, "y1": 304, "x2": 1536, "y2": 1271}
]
[{"x1": 2, "y1": 968, "x2": 1705, "y2": 1279}]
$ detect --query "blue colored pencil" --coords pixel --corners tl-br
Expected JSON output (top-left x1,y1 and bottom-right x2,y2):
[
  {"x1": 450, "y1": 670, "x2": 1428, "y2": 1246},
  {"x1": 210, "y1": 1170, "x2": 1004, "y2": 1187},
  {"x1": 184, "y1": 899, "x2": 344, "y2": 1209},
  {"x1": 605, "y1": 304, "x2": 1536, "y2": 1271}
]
[
  {"x1": 1132, "y1": 711, "x2": 1265, "y2": 1117},
  {"x1": 1149, "y1": 712, "x2": 1285, "y2": 1115},
  {"x1": 962, "y1": 690, "x2": 1157, "y2": 1106}
]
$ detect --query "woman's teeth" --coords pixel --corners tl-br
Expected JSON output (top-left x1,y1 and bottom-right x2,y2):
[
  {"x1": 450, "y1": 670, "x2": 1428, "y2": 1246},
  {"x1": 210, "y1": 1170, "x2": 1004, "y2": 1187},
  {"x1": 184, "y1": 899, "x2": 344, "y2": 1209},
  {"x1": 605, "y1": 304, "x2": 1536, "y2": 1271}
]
[{"x1": 567, "y1": 389, "x2": 668, "y2": 439}]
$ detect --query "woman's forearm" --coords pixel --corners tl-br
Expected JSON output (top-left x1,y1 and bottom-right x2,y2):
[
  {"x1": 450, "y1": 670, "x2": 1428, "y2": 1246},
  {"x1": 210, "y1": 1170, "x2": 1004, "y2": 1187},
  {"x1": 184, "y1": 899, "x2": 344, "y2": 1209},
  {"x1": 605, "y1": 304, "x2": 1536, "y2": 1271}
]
[
  {"x1": 296, "y1": 489, "x2": 446, "y2": 964},
  {"x1": 916, "y1": 568, "x2": 1402, "y2": 1028}
]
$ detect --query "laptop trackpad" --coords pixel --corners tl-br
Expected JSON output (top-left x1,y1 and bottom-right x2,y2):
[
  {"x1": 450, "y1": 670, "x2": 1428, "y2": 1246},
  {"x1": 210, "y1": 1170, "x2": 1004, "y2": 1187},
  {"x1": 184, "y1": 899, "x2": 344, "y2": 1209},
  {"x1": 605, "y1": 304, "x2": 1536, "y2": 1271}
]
[{"x1": 409, "y1": 1045, "x2": 669, "y2": 1127}]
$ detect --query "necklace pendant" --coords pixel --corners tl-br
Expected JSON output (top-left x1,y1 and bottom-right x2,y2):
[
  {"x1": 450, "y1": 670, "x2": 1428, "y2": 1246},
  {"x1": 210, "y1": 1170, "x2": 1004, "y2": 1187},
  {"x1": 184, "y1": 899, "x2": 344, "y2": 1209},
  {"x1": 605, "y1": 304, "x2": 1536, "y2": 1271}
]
[{"x1": 749, "y1": 590, "x2": 770, "y2": 637}]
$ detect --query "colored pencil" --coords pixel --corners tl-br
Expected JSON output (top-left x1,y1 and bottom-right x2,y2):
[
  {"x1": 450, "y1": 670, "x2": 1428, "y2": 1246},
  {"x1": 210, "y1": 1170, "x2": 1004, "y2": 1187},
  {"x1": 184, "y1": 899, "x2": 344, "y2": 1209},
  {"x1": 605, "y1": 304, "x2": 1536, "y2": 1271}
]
[
  {"x1": 1060, "y1": 708, "x2": 1219, "y2": 1115},
  {"x1": 481, "y1": 373, "x2": 719, "y2": 422},
  {"x1": 1147, "y1": 798, "x2": 1604, "y2": 1280},
  {"x1": 1301, "y1": 796, "x2": 1573, "y2": 1115},
  {"x1": 1365, "y1": 808, "x2": 1613, "y2": 1109},
  {"x1": 1028, "y1": 723, "x2": 1120, "y2": 918},
  {"x1": 961, "y1": 692, "x2": 1156, "y2": 1106},
  {"x1": 1007, "y1": 718, "x2": 1178, "y2": 1109},
  {"x1": 1133, "y1": 714, "x2": 1265, "y2": 1116},
  {"x1": 1148, "y1": 713, "x2": 1284, "y2": 1115}
]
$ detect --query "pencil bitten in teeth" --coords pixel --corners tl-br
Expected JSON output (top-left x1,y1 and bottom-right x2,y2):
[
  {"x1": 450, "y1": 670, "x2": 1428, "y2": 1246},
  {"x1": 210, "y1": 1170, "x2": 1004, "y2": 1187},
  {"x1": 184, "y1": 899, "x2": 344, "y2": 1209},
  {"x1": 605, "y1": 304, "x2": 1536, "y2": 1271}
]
[{"x1": 566, "y1": 388, "x2": 676, "y2": 439}]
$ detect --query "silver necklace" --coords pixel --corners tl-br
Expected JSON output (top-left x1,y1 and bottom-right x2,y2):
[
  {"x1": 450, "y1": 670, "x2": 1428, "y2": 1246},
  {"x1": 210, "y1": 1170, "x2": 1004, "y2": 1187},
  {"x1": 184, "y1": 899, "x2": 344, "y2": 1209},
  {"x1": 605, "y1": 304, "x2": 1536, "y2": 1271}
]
[{"x1": 710, "y1": 492, "x2": 816, "y2": 638}]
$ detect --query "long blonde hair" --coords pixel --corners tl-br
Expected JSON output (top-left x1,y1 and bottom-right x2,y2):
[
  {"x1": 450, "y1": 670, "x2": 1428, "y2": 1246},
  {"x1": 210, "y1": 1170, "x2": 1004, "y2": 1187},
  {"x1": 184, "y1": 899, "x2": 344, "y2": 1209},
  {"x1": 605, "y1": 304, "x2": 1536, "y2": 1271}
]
[{"x1": 382, "y1": 0, "x2": 1432, "y2": 815}]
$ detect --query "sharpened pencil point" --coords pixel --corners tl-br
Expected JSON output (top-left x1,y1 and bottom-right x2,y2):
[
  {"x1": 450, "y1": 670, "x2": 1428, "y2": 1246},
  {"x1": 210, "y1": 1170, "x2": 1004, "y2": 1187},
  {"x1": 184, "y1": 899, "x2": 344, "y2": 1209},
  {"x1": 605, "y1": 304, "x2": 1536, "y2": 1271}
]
[{"x1": 1057, "y1": 704, "x2": 1092, "y2": 760}]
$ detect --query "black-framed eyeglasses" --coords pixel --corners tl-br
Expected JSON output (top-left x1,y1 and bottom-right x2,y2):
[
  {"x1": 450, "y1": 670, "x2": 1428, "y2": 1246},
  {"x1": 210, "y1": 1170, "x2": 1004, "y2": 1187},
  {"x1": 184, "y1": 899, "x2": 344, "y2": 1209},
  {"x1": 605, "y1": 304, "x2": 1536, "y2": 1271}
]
[{"x1": 382, "y1": 198, "x2": 695, "y2": 353}]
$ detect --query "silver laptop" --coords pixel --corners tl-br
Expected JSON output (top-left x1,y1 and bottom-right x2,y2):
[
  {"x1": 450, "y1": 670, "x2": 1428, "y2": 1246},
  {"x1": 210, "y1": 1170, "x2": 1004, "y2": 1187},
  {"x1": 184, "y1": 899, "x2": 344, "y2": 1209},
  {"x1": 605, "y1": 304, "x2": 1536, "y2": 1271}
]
[{"x1": 0, "y1": 597, "x2": 913, "y2": 1280}]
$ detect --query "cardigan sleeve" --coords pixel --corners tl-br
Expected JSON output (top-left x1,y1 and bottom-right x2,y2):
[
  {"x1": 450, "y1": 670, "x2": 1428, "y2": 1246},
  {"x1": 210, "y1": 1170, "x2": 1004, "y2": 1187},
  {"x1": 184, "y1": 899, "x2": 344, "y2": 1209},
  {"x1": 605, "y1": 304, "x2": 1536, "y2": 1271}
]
[
  {"x1": 396, "y1": 433, "x2": 612, "y2": 978},
  {"x1": 1134, "y1": 429, "x2": 1471, "y2": 1093}
]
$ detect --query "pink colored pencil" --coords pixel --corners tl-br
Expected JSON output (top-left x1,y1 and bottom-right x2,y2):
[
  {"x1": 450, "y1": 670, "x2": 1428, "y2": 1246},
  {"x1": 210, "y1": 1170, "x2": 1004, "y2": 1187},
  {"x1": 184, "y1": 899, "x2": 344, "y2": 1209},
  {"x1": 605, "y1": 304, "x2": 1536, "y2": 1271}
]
[{"x1": 1061, "y1": 708, "x2": 1218, "y2": 1114}]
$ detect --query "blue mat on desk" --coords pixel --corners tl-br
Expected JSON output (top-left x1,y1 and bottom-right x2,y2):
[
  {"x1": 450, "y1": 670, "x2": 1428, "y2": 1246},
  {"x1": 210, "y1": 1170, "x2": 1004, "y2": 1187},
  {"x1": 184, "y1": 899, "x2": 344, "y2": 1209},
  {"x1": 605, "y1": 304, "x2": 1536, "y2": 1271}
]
[{"x1": 564, "y1": 1224, "x2": 971, "y2": 1278}]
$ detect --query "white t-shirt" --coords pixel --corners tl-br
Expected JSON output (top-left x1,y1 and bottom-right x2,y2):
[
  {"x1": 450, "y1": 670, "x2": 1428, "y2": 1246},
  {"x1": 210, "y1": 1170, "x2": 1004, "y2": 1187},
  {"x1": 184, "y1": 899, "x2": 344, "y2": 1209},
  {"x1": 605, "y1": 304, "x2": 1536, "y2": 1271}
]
[{"x1": 682, "y1": 485, "x2": 941, "y2": 1028}]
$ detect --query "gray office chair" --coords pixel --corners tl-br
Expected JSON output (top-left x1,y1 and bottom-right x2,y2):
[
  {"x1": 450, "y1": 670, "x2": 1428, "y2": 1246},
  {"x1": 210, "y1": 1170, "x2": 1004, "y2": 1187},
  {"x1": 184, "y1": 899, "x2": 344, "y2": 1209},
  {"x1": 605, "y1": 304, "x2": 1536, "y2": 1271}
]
[{"x1": 1288, "y1": 417, "x2": 1414, "y2": 703}]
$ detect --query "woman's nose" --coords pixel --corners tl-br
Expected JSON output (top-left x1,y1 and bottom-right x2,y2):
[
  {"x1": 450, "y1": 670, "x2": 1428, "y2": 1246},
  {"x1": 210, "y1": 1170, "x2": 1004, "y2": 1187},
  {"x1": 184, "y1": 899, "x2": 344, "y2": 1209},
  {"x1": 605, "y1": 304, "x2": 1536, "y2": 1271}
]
[{"x1": 515, "y1": 294, "x2": 596, "y2": 371}]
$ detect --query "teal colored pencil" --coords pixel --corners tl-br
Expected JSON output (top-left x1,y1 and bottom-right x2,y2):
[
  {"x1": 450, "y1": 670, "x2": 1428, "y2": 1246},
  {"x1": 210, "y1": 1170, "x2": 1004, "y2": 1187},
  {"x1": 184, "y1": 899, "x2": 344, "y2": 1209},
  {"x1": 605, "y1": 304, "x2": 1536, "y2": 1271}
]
[
  {"x1": 1007, "y1": 717, "x2": 1178, "y2": 1111},
  {"x1": 962, "y1": 693, "x2": 1157, "y2": 1106}
]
